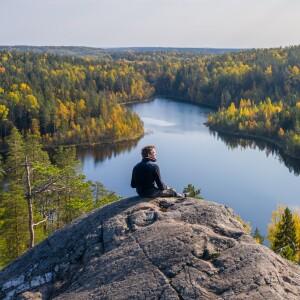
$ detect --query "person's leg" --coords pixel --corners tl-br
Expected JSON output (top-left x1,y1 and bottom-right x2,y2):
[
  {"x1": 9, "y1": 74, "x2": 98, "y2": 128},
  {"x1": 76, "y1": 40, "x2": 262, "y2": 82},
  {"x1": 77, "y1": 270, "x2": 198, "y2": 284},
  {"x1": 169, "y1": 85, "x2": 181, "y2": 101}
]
[
  {"x1": 160, "y1": 188, "x2": 184, "y2": 197},
  {"x1": 139, "y1": 187, "x2": 162, "y2": 198},
  {"x1": 139, "y1": 187, "x2": 184, "y2": 198}
]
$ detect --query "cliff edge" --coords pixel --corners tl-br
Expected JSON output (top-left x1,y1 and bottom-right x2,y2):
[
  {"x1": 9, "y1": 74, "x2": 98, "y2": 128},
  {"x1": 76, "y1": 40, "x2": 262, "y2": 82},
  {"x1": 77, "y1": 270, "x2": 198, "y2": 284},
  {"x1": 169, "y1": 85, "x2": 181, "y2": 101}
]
[{"x1": 1, "y1": 197, "x2": 300, "y2": 299}]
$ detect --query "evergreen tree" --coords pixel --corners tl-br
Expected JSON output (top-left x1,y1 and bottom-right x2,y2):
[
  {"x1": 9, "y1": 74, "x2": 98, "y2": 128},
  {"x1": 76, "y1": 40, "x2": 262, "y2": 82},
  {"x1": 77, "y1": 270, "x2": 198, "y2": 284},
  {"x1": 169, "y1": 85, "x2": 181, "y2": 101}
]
[
  {"x1": 92, "y1": 181, "x2": 120, "y2": 208},
  {"x1": 272, "y1": 207, "x2": 298, "y2": 261},
  {"x1": 183, "y1": 184, "x2": 203, "y2": 199},
  {"x1": 0, "y1": 184, "x2": 28, "y2": 268},
  {"x1": 50, "y1": 146, "x2": 94, "y2": 225},
  {"x1": 253, "y1": 227, "x2": 264, "y2": 244},
  {"x1": 2, "y1": 130, "x2": 94, "y2": 250},
  {"x1": 52, "y1": 146, "x2": 78, "y2": 169},
  {"x1": 5, "y1": 127, "x2": 25, "y2": 181},
  {"x1": 25, "y1": 133, "x2": 50, "y2": 165},
  {"x1": 0, "y1": 127, "x2": 121, "y2": 267}
]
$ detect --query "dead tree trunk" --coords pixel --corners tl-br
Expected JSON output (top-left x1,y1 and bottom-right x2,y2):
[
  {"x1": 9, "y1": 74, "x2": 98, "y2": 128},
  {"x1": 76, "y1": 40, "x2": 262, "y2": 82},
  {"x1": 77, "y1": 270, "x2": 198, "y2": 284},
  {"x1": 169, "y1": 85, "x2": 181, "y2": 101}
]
[{"x1": 25, "y1": 155, "x2": 35, "y2": 248}]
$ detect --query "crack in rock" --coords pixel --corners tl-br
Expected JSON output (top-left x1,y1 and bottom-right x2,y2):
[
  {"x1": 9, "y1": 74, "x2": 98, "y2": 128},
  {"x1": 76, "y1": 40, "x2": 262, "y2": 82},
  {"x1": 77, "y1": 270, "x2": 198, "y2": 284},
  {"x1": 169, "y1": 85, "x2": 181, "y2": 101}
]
[
  {"x1": 133, "y1": 235, "x2": 184, "y2": 300},
  {"x1": 1, "y1": 197, "x2": 300, "y2": 299}
]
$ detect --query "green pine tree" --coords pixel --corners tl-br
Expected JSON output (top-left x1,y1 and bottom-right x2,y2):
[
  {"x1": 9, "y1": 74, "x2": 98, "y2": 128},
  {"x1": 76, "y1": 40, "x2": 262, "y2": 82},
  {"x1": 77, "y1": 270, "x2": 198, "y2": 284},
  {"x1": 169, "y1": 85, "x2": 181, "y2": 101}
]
[
  {"x1": 0, "y1": 184, "x2": 29, "y2": 268},
  {"x1": 183, "y1": 184, "x2": 203, "y2": 199},
  {"x1": 272, "y1": 207, "x2": 298, "y2": 261},
  {"x1": 0, "y1": 129, "x2": 116, "y2": 267},
  {"x1": 25, "y1": 133, "x2": 50, "y2": 165},
  {"x1": 92, "y1": 181, "x2": 120, "y2": 208},
  {"x1": 5, "y1": 127, "x2": 25, "y2": 181},
  {"x1": 253, "y1": 227, "x2": 264, "y2": 244},
  {"x1": 52, "y1": 146, "x2": 78, "y2": 169},
  {"x1": 51, "y1": 146, "x2": 94, "y2": 225}
]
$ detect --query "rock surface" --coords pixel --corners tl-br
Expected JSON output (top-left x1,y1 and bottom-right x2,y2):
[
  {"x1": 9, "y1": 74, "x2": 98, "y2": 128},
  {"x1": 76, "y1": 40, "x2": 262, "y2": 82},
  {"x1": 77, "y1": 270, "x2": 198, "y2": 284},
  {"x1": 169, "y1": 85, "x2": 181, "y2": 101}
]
[{"x1": 1, "y1": 196, "x2": 300, "y2": 299}]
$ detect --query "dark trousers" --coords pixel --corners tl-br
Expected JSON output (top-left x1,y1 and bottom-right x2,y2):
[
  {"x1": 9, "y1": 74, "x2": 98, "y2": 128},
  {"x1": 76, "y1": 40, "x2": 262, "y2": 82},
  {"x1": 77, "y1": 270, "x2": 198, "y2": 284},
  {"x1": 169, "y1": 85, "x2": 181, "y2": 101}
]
[{"x1": 137, "y1": 187, "x2": 178, "y2": 198}]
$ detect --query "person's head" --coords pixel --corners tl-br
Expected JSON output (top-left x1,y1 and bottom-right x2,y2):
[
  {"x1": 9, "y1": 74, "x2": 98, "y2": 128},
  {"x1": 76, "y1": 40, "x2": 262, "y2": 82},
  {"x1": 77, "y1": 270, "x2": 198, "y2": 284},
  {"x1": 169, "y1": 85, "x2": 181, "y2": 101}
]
[{"x1": 141, "y1": 145, "x2": 157, "y2": 161}]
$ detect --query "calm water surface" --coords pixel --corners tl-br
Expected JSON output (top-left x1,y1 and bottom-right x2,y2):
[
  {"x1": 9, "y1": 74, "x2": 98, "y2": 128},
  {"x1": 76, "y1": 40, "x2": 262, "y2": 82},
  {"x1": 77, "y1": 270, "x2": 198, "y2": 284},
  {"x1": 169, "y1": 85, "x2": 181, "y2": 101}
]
[{"x1": 78, "y1": 98, "x2": 300, "y2": 235}]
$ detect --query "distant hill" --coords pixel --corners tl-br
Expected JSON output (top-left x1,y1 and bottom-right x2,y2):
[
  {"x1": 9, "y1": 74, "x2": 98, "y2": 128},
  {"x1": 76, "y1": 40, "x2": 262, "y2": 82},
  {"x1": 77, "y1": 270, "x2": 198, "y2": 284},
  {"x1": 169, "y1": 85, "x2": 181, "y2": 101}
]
[
  {"x1": 107, "y1": 46, "x2": 245, "y2": 54},
  {"x1": 0, "y1": 45, "x2": 245, "y2": 58},
  {"x1": 0, "y1": 46, "x2": 109, "y2": 59}
]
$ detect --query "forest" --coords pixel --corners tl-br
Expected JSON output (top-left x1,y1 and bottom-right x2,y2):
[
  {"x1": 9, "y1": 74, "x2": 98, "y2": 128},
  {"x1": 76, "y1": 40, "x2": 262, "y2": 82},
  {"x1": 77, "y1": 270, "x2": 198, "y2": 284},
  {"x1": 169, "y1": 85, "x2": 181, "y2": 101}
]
[
  {"x1": 0, "y1": 128, "x2": 120, "y2": 268},
  {"x1": 207, "y1": 99, "x2": 300, "y2": 157},
  {"x1": 1, "y1": 45, "x2": 300, "y2": 267},
  {"x1": 0, "y1": 46, "x2": 300, "y2": 150},
  {"x1": 0, "y1": 51, "x2": 146, "y2": 146}
]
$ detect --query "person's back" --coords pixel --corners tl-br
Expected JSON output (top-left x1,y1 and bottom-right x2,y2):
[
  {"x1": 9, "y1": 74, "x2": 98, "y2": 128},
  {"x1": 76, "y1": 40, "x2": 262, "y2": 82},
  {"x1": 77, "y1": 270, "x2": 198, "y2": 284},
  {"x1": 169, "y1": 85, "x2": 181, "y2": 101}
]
[
  {"x1": 131, "y1": 157, "x2": 166, "y2": 197},
  {"x1": 131, "y1": 145, "x2": 183, "y2": 198}
]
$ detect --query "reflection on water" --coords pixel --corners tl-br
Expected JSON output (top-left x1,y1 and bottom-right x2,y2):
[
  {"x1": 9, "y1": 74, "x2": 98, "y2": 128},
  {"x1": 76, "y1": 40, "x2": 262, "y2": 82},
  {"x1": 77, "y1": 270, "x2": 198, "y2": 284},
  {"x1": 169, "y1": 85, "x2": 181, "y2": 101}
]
[
  {"x1": 210, "y1": 130, "x2": 300, "y2": 175},
  {"x1": 77, "y1": 139, "x2": 140, "y2": 164},
  {"x1": 141, "y1": 117, "x2": 176, "y2": 127},
  {"x1": 79, "y1": 98, "x2": 300, "y2": 237}
]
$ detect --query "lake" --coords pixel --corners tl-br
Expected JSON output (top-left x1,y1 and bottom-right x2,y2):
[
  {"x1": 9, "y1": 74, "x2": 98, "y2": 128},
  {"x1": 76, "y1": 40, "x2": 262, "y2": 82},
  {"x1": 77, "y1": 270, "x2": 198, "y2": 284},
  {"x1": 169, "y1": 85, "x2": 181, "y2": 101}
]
[{"x1": 78, "y1": 97, "x2": 300, "y2": 236}]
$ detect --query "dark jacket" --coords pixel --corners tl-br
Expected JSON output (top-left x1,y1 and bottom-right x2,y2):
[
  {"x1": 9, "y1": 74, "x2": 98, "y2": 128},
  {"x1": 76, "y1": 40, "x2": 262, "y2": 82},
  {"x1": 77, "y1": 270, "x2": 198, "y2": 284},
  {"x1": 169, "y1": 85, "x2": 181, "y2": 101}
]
[{"x1": 131, "y1": 158, "x2": 167, "y2": 196}]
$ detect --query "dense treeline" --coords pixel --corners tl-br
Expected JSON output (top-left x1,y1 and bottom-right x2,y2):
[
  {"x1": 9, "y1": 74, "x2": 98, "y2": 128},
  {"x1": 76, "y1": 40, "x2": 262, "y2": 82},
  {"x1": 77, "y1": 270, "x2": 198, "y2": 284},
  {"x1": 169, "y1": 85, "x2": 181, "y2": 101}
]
[
  {"x1": 1, "y1": 46, "x2": 300, "y2": 148},
  {"x1": 207, "y1": 99, "x2": 300, "y2": 157},
  {"x1": 114, "y1": 46, "x2": 300, "y2": 111},
  {"x1": 0, "y1": 46, "x2": 241, "y2": 58},
  {"x1": 151, "y1": 46, "x2": 300, "y2": 107},
  {"x1": 0, "y1": 51, "x2": 146, "y2": 145},
  {"x1": 0, "y1": 129, "x2": 119, "y2": 268},
  {"x1": 141, "y1": 46, "x2": 300, "y2": 157}
]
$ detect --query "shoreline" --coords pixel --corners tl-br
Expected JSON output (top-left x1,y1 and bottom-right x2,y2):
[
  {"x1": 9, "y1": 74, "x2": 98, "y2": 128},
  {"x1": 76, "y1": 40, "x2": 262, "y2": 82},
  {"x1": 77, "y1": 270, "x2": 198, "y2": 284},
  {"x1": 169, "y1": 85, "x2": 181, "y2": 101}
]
[
  {"x1": 119, "y1": 97, "x2": 154, "y2": 105},
  {"x1": 125, "y1": 96, "x2": 300, "y2": 162},
  {"x1": 122, "y1": 94, "x2": 217, "y2": 110},
  {"x1": 207, "y1": 124, "x2": 300, "y2": 161},
  {"x1": 2, "y1": 94, "x2": 298, "y2": 162},
  {"x1": 153, "y1": 94, "x2": 217, "y2": 110},
  {"x1": 43, "y1": 132, "x2": 144, "y2": 150},
  {"x1": 0, "y1": 132, "x2": 144, "y2": 154},
  {"x1": 63, "y1": 94, "x2": 213, "y2": 151}
]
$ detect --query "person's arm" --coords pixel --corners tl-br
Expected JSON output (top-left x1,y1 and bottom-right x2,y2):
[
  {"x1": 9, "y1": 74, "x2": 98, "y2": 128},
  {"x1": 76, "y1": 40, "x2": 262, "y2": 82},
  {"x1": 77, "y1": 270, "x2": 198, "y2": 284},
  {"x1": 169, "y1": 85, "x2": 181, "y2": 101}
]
[
  {"x1": 154, "y1": 165, "x2": 167, "y2": 190},
  {"x1": 131, "y1": 167, "x2": 137, "y2": 188}
]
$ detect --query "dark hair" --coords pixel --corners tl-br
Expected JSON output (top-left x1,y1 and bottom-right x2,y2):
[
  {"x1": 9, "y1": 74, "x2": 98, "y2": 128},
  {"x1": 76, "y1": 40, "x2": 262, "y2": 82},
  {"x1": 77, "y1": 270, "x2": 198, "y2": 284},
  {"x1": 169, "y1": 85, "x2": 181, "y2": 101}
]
[{"x1": 141, "y1": 145, "x2": 156, "y2": 158}]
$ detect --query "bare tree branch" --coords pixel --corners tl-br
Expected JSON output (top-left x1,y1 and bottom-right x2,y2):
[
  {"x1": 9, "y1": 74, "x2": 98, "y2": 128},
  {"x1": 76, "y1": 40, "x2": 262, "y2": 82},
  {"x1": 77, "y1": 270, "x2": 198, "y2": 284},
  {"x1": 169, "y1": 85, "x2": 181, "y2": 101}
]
[
  {"x1": 31, "y1": 174, "x2": 73, "y2": 195},
  {"x1": 33, "y1": 217, "x2": 48, "y2": 227}
]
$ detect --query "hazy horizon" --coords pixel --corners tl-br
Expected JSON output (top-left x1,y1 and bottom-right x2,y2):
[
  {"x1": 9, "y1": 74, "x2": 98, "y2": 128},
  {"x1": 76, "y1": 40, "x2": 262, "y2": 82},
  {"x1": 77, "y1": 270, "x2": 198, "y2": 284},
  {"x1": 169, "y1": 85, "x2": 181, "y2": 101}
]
[
  {"x1": 1, "y1": 0, "x2": 300, "y2": 49},
  {"x1": 0, "y1": 45, "x2": 252, "y2": 49}
]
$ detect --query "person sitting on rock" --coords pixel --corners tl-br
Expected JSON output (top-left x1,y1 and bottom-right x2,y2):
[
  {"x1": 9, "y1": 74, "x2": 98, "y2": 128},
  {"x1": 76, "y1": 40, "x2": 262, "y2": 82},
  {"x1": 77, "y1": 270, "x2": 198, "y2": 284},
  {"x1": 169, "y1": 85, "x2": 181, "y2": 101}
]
[{"x1": 131, "y1": 145, "x2": 183, "y2": 198}]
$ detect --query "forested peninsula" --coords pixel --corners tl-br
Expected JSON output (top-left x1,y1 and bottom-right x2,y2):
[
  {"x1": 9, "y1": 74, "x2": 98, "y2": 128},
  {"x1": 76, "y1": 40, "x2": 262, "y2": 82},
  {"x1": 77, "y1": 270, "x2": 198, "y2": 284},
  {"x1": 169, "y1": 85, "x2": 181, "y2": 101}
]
[
  {"x1": 0, "y1": 46, "x2": 300, "y2": 156},
  {"x1": 0, "y1": 51, "x2": 147, "y2": 147}
]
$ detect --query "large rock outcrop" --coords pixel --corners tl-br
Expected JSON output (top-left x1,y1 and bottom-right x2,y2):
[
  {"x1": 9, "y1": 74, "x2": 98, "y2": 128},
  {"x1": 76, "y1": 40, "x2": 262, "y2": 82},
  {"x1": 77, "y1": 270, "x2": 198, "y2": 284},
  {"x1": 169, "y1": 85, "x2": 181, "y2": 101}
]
[{"x1": 1, "y1": 197, "x2": 300, "y2": 299}]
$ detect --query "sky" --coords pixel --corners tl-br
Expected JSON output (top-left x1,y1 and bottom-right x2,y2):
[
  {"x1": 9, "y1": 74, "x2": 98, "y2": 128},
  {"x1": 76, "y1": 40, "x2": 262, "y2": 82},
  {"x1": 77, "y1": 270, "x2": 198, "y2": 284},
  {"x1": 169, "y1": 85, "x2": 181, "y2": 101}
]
[{"x1": 0, "y1": 0, "x2": 300, "y2": 48}]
